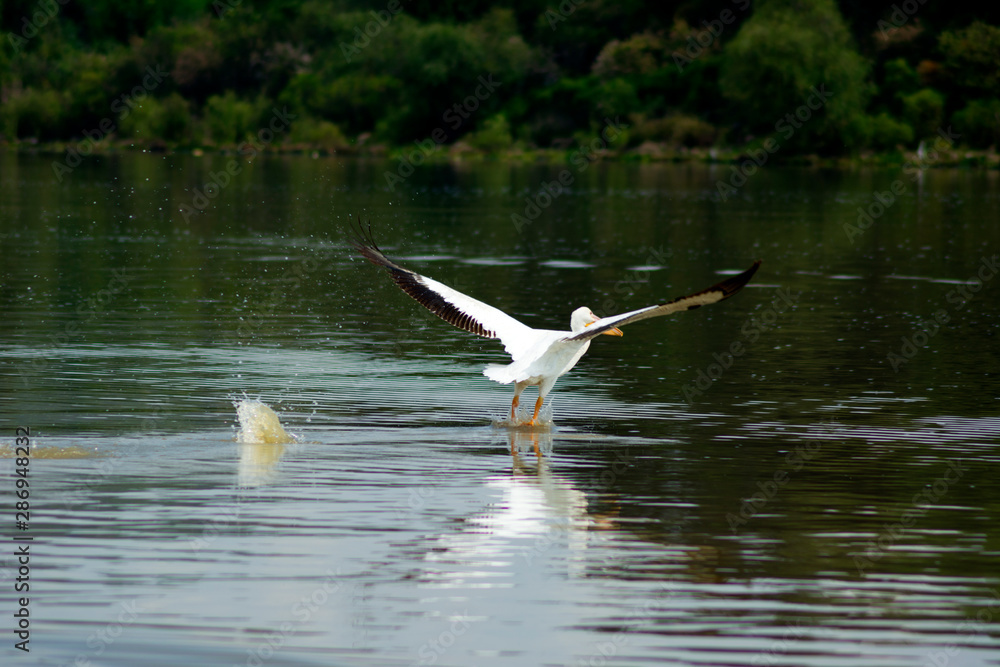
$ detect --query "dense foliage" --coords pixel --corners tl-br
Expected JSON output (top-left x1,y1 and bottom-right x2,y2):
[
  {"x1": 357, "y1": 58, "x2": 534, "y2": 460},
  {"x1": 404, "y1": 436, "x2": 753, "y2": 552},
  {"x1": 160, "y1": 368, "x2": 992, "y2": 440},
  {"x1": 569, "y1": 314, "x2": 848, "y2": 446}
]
[{"x1": 2, "y1": 0, "x2": 999, "y2": 155}]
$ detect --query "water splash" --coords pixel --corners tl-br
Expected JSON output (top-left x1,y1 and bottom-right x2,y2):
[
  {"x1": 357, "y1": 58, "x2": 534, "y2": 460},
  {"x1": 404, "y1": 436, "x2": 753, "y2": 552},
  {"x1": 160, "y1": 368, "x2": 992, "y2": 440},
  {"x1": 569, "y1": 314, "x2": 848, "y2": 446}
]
[
  {"x1": 233, "y1": 398, "x2": 295, "y2": 445},
  {"x1": 489, "y1": 399, "x2": 556, "y2": 430},
  {"x1": 233, "y1": 398, "x2": 296, "y2": 487}
]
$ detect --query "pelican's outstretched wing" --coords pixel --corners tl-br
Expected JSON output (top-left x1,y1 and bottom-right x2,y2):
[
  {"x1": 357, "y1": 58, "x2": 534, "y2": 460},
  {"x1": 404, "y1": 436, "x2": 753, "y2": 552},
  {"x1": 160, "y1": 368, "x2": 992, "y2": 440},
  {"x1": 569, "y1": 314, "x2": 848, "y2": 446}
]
[
  {"x1": 564, "y1": 260, "x2": 762, "y2": 342},
  {"x1": 351, "y1": 223, "x2": 538, "y2": 360}
]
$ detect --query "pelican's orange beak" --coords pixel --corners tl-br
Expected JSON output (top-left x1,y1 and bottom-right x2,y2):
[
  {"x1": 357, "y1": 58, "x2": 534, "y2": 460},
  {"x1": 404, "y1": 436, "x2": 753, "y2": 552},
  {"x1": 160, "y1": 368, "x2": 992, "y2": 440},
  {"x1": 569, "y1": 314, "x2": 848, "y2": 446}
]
[{"x1": 585, "y1": 321, "x2": 624, "y2": 336}]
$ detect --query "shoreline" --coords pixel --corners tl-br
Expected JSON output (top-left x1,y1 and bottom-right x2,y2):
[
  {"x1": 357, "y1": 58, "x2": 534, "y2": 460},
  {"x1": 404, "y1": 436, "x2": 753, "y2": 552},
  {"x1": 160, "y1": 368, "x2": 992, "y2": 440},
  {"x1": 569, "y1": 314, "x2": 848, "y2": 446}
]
[{"x1": 3, "y1": 140, "x2": 998, "y2": 170}]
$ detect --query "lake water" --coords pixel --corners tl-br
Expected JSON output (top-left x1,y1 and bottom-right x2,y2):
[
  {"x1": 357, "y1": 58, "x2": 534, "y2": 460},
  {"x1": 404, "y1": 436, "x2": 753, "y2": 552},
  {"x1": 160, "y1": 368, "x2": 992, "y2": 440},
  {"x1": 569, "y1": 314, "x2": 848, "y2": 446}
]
[{"x1": 1, "y1": 151, "x2": 999, "y2": 666}]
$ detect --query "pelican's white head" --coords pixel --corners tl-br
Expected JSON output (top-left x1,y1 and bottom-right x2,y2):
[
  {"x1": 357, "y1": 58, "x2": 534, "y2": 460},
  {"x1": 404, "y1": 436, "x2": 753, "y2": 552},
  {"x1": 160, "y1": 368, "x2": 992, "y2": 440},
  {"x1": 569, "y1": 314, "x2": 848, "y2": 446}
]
[
  {"x1": 570, "y1": 307, "x2": 600, "y2": 333},
  {"x1": 570, "y1": 307, "x2": 624, "y2": 336}
]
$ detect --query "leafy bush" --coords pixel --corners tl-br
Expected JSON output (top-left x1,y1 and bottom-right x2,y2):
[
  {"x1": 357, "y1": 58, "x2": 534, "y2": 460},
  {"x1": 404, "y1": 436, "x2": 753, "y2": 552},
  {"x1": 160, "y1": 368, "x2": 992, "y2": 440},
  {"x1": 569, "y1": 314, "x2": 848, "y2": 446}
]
[
  {"x1": 952, "y1": 99, "x2": 1000, "y2": 148},
  {"x1": 518, "y1": 77, "x2": 593, "y2": 146},
  {"x1": 286, "y1": 116, "x2": 349, "y2": 152},
  {"x1": 882, "y1": 58, "x2": 921, "y2": 99},
  {"x1": 939, "y1": 21, "x2": 1000, "y2": 98},
  {"x1": 463, "y1": 114, "x2": 513, "y2": 152},
  {"x1": 872, "y1": 58, "x2": 921, "y2": 117},
  {"x1": 719, "y1": 0, "x2": 870, "y2": 154},
  {"x1": 58, "y1": 0, "x2": 208, "y2": 44},
  {"x1": 630, "y1": 114, "x2": 717, "y2": 147},
  {"x1": 865, "y1": 112, "x2": 915, "y2": 150},
  {"x1": 2, "y1": 88, "x2": 66, "y2": 140},
  {"x1": 119, "y1": 93, "x2": 192, "y2": 143},
  {"x1": 202, "y1": 91, "x2": 266, "y2": 145},
  {"x1": 901, "y1": 88, "x2": 945, "y2": 140},
  {"x1": 1, "y1": 0, "x2": 998, "y2": 156},
  {"x1": 63, "y1": 51, "x2": 122, "y2": 128},
  {"x1": 583, "y1": 78, "x2": 641, "y2": 119},
  {"x1": 284, "y1": 73, "x2": 403, "y2": 136},
  {"x1": 592, "y1": 33, "x2": 663, "y2": 79}
]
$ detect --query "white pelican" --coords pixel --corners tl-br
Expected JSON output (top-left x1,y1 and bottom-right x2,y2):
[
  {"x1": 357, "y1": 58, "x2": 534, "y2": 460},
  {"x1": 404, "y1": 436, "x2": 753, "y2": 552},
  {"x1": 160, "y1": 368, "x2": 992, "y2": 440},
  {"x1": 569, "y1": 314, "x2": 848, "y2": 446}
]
[{"x1": 353, "y1": 226, "x2": 760, "y2": 425}]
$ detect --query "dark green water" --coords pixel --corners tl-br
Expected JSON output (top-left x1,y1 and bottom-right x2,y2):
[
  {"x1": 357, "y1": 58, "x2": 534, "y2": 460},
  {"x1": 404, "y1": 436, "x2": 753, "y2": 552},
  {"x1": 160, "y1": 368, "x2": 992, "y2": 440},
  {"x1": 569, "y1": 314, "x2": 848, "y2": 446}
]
[{"x1": 1, "y1": 152, "x2": 999, "y2": 666}]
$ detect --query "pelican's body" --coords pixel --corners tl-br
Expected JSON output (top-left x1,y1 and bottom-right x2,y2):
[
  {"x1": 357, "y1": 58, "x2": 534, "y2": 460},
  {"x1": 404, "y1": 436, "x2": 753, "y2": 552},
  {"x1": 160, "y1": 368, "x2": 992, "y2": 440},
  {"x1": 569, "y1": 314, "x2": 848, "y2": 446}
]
[
  {"x1": 352, "y1": 226, "x2": 760, "y2": 424},
  {"x1": 482, "y1": 310, "x2": 611, "y2": 421}
]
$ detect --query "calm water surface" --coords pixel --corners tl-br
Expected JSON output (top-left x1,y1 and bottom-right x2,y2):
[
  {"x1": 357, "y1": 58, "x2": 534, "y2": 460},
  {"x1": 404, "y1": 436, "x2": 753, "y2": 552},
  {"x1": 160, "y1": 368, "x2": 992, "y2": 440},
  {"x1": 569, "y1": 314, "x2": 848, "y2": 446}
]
[{"x1": 1, "y1": 153, "x2": 999, "y2": 666}]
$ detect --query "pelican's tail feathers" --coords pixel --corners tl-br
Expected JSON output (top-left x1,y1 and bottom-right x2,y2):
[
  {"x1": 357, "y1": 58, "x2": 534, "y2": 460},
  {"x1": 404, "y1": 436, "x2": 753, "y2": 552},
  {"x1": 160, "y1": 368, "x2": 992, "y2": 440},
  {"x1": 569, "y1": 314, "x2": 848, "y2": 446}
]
[{"x1": 484, "y1": 363, "x2": 517, "y2": 384}]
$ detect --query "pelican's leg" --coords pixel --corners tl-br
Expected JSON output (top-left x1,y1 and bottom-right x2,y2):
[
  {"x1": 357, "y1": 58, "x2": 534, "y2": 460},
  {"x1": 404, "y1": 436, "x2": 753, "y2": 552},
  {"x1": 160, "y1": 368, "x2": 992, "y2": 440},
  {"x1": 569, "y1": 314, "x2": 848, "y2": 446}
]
[
  {"x1": 528, "y1": 395, "x2": 544, "y2": 426},
  {"x1": 528, "y1": 381, "x2": 556, "y2": 427},
  {"x1": 510, "y1": 382, "x2": 527, "y2": 423}
]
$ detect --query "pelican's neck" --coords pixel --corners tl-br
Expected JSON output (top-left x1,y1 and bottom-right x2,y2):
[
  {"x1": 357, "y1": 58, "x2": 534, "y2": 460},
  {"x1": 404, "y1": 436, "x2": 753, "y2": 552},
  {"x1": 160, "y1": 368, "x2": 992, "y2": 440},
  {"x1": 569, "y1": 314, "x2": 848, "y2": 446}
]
[{"x1": 569, "y1": 307, "x2": 593, "y2": 334}]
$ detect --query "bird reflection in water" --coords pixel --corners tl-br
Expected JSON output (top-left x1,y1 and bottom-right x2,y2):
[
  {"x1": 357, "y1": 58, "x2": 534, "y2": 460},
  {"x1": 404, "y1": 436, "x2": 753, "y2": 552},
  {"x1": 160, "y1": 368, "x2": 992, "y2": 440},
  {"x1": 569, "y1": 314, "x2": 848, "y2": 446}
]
[
  {"x1": 506, "y1": 423, "x2": 553, "y2": 461},
  {"x1": 420, "y1": 429, "x2": 620, "y2": 570},
  {"x1": 500, "y1": 428, "x2": 722, "y2": 584}
]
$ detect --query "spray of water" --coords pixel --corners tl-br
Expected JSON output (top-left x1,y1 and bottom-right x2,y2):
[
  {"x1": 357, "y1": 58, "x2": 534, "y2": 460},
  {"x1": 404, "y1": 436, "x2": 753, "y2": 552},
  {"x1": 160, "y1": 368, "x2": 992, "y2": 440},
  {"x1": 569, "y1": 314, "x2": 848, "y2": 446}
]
[{"x1": 233, "y1": 398, "x2": 295, "y2": 445}]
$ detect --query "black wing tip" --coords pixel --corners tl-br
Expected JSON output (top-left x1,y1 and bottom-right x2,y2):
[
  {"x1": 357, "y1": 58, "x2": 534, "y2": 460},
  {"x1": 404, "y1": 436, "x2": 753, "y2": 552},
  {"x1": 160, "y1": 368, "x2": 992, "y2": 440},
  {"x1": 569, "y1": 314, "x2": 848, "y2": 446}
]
[
  {"x1": 348, "y1": 221, "x2": 500, "y2": 341},
  {"x1": 347, "y1": 215, "x2": 376, "y2": 252},
  {"x1": 348, "y1": 217, "x2": 403, "y2": 271},
  {"x1": 718, "y1": 259, "x2": 762, "y2": 297}
]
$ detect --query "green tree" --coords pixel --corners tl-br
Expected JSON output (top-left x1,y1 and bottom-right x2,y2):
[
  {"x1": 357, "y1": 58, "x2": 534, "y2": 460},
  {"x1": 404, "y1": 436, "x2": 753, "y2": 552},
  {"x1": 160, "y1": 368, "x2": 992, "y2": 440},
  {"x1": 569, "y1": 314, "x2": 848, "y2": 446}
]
[
  {"x1": 202, "y1": 91, "x2": 266, "y2": 145},
  {"x1": 873, "y1": 58, "x2": 921, "y2": 117},
  {"x1": 2, "y1": 87, "x2": 65, "y2": 140},
  {"x1": 463, "y1": 113, "x2": 513, "y2": 152},
  {"x1": 952, "y1": 99, "x2": 1000, "y2": 148},
  {"x1": 719, "y1": 0, "x2": 870, "y2": 153},
  {"x1": 120, "y1": 92, "x2": 192, "y2": 143},
  {"x1": 864, "y1": 112, "x2": 914, "y2": 151},
  {"x1": 901, "y1": 88, "x2": 945, "y2": 140},
  {"x1": 939, "y1": 21, "x2": 1000, "y2": 99}
]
